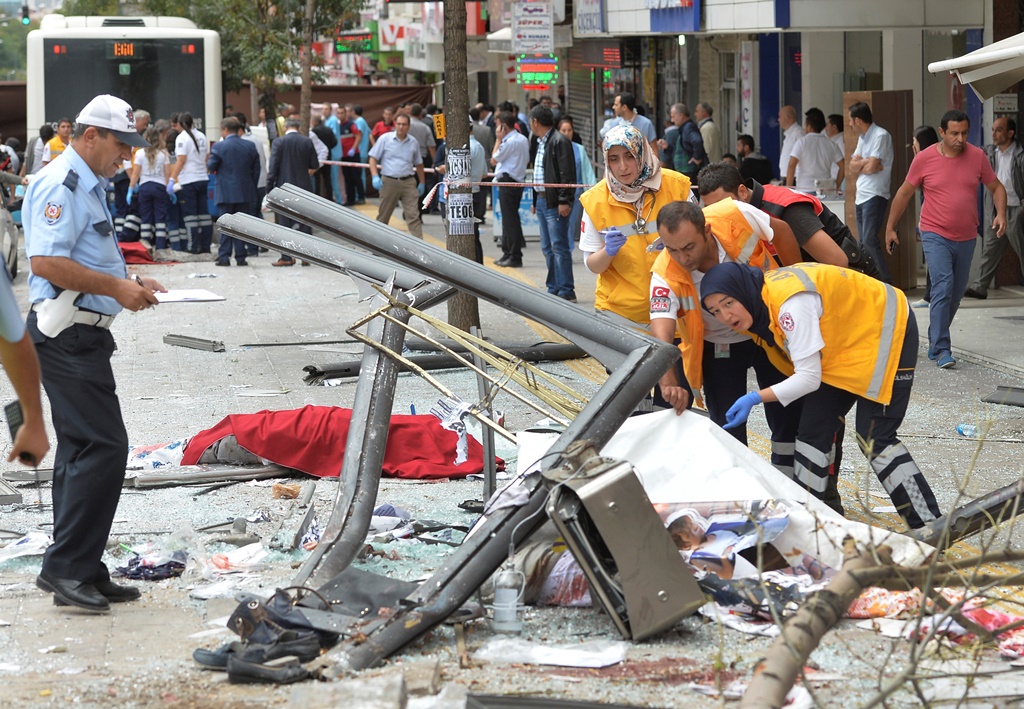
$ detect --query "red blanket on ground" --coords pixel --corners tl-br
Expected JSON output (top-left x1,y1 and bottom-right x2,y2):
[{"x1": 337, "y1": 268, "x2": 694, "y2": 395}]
[
  {"x1": 120, "y1": 241, "x2": 154, "y2": 264},
  {"x1": 180, "y1": 405, "x2": 501, "y2": 480}
]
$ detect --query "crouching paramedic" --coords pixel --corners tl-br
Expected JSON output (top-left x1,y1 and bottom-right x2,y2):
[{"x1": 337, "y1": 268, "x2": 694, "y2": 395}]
[
  {"x1": 649, "y1": 198, "x2": 800, "y2": 473},
  {"x1": 698, "y1": 163, "x2": 881, "y2": 280},
  {"x1": 699, "y1": 262, "x2": 940, "y2": 529}
]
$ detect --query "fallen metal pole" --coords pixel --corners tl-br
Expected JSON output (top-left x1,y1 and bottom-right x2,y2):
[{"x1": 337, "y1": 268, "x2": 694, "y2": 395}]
[
  {"x1": 912, "y1": 477, "x2": 1024, "y2": 549},
  {"x1": 292, "y1": 280, "x2": 453, "y2": 588},
  {"x1": 214, "y1": 214, "x2": 445, "y2": 295},
  {"x1": 256, "y1": 185, "x2": 667, "y2": 369},
  {"x1": 302, "y1": 342, "x2": 587, "y2": 384}
]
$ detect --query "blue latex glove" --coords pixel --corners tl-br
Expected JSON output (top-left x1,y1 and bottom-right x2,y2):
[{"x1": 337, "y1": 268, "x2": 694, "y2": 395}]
[
  {"x1": 165, "y1": 178, "x2": 175, "y2": 197},
  {"x1": 602, "y1": 227, "x2": 627, "y2": 257},
  {"x1": 723, "y1": 391, "x2": 762, "y2": 430},
  {"x1": 417, "y1": 182, "x2": 425, "y2": 197},
  {"x1": 372, "y1": 175, "x2": 383, "y2": 191},
  {"x1": 169, "y1": 192, "x2": 177, "y2": 205},
  {"x1": 126, "y1": 188, "x2": 134, "y2": 206}
]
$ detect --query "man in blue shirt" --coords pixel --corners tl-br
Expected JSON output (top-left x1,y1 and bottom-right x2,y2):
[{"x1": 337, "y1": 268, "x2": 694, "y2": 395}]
[{"x1": 24, "y1": 94, "x2": 165, "y2": 613}]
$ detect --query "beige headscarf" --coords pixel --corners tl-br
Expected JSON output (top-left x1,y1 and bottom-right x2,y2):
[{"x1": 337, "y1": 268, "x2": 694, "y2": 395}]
[{"x1": 603, "y1": 124, "x2": 662, "y2": 206}]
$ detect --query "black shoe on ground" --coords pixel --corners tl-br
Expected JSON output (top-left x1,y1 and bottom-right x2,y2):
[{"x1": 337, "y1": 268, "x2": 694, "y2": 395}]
[
  {"x1": 194, "y1": 629, "x2": 321, "y2": 670},
  {"x1": 236, "y1": 260, "x2": 248, "y2": 266},
  {"x1": 215, "y1": 260, "x2": 230, "y2": 267},
  {"x1": 36, "y1": 571, "x2": 110, "y2": 612},
  {"x1": 498, "y1": 259, "x2": 522, "y2": 268},
  {"x1": 558, "y1": 292, "x2": 577, "y2": 303},
  {"x1": 227, "y1": 655, "x2": 310, "y2": 685},
  {"x1": 964, "y1": 287, "x2": 987, "y2": 300}
]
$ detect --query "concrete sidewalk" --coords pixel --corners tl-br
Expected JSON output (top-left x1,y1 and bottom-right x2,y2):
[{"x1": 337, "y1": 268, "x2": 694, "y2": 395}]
[{"x1": 0, "y1": 202, "x2": 1023, "y2": 706}]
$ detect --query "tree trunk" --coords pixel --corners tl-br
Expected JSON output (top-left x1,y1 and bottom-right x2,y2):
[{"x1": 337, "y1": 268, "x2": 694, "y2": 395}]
[
  {"x1": 298, "y1": 0, "x2": 315, "y2": 136},
  {"x1": 442, "y1": 0, "x2": 480, "y2": 332},
  {"x1": 741, "y1": 540, "x2": 889, "y2": 708}
]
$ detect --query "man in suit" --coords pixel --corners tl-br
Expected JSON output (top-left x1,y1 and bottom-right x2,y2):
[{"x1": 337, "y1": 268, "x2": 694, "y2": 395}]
[
  {"x1": 310, "y1": 112, "x2": 337, "y2": 202},
  {"x1": 267, "y1": 118, "x2": 319, "y2": 266},
  {"x1": 208, "y1": 116, "x2": 260, "y2": 266}
]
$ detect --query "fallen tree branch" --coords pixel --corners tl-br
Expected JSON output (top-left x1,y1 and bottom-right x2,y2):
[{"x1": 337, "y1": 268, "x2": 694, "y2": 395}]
[{"x1": 741, "y1": 538, "x2": 887, "y2": 709}]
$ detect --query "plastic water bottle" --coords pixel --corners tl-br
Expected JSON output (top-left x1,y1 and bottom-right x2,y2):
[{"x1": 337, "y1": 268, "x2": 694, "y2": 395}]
[
  {"x1": 491, "y1": 563, "x2": 524, "y2": 634},
  {"x1": 956, "y1": 423, "x2": 979, "y2": 438}
]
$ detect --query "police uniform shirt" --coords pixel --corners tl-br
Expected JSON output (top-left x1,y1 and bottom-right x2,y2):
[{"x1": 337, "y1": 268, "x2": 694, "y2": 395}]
[
  {"x1": 24, "y1": 145, "x2": 127, "y2": 315},
  {"x1": 368, "y1": 131, "x2": 422, "y2": 179},
  {"x1": 0, "y1": 255, "x2": 25, "y2": 343}
]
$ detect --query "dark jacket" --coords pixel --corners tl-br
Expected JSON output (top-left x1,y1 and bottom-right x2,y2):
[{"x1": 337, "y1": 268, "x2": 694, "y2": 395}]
[
  {"x1": 207, "y1": 134, "x2": 260, "y2": 207},
  {"x1": 311, "y1": 124, "x2": 337, "y2": 152},
  {"x1": 984, "y1": 141, "x2": 1024, "y2": 221},
  {"x1": 267, "y1": 130, "x2": 319, "y2": 193},
  {"x1": 739, "y1": 152, "x2": 775, "y2": 186},
  {"x1": 530, "y1": 128, "x2": 576, "y2": 207}
]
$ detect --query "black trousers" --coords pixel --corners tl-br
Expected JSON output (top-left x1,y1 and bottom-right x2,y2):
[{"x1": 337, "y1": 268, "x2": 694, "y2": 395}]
[
  {"x1": 702, "y1": 339, "x2": 801, "y2": 471},
  {"x1": 497, "y1": 177, "x2": 525, "y2": 261},
  {"x1": 471, "y1": 189, "x2": 487, "y2": 264},
  {"x1": 28, "y1": 313, "x2": 129, "y2": 583},
  {"x1": 789, "y1": 312, "x2": 940, "y2": 528},
  {"x1": 342, "y1": 164, "x2": 364, "y2": 203},
  {"x1": 275, "y1": 213, "x2": 312, "y2": 263}
]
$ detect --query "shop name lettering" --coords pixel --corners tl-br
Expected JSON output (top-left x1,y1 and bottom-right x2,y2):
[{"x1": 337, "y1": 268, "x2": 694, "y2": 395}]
[
  {"x1": 643, "y1": 0, "x2": 691, "y2": 8},
  {"x1": 575, "y1": 12, "x2": 602, "y2": 32}
]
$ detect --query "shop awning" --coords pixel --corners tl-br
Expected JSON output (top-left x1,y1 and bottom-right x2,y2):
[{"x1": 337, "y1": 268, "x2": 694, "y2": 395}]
[
  {"x1": 928, "y1": 32, "x2": 1024, "y2": 100},
  {"x1": 485, "y1": 25, "x2": 574, "y2": 54}
]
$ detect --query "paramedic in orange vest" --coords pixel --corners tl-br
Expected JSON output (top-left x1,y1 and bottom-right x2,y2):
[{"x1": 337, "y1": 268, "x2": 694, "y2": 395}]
[
  {"x1": 579, "y1": 124, "x2": 693, "y2": 325},
  {"x1": 649, "y1": 199, "x2": 800, "y2": 474},
  {"x1": 700, "y1": 262, "x2": 940, "y2": 529}
]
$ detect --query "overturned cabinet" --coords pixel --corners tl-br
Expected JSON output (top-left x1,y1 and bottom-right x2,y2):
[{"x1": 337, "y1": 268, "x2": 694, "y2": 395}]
[{"x1": 547, "y1": 445, "x2": 704, "y2": 641}]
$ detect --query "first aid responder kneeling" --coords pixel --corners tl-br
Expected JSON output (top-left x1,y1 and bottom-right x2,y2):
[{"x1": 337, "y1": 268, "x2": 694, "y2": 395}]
[{"x1": 699, "y1": 261, "x2": 940, "y2": 530}]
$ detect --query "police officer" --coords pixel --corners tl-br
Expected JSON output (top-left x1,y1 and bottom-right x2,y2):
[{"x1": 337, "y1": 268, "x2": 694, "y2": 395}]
[
  {"x1": 699, "y1": 262, "x2": 940, "y2": 530},
  {"x1": 25, "y1": 95, "x2": 165, "y2": 612}
]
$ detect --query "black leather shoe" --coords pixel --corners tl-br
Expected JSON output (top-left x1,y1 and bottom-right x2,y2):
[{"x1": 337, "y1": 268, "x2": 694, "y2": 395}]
[
  {"x1": 214, "y1": 260, "x2": 230, "y2": 267},
  {"x1": 964, "y1": 287, "x2": 987, "y2": 300},
  {"x1": 194, "y1": 641, "x2": 245, "y2": 669},
  {"x1": 95, "y1": 579, "x2": 141, "y2": 603},
  {"x1": 227, "y1": 655, "x2": 309, "y2": 685},
  {"x1": 36, "y1": 571, "x2": 110, "y2": 613},
  {"x1": 499, "y1": 259, "x2": 522, "y2": 268},
  {"x1": 54, "y1": 579, "x2": 141, "y2": 606}
]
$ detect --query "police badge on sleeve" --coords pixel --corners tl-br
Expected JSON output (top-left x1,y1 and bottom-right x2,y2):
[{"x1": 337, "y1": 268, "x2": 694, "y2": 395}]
[{"x1": 44, "y1": 202, "x2": 63, "y2": 225}]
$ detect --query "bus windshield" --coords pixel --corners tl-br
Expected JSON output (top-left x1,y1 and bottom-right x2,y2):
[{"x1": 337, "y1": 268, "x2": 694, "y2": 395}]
[{"x1": 43, "y1": 37, "x2": 207, "y2": 130}]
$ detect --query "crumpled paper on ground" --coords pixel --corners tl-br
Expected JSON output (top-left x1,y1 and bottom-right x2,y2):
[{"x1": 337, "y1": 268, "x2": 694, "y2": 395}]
[{"x1": 472, "y1": 637, "x2": 628, "y2": 668}]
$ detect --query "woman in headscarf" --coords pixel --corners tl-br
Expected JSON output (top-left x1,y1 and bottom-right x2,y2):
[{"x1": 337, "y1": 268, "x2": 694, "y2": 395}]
[
  {"x1": 698, "y1": 261, "x2": 940, "y2": 530},
  {"x1": 578, "y1": 124, "x2": 694, "y2": 325}
]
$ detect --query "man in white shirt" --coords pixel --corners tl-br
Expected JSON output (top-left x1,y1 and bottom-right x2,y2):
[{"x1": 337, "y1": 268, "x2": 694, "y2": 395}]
[
  {"x1": 848, "y1": 101, "x2": 894, "y2": 284},
  {"x1": 786, "y1": 109, "x2": 843, "y2": 193},
  {"x1": 967, "y1": 116, "x2": 1024, "y2": 299},
  {"x1": 778, "y1": 105, "x2": 802, "y2": 182}
]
